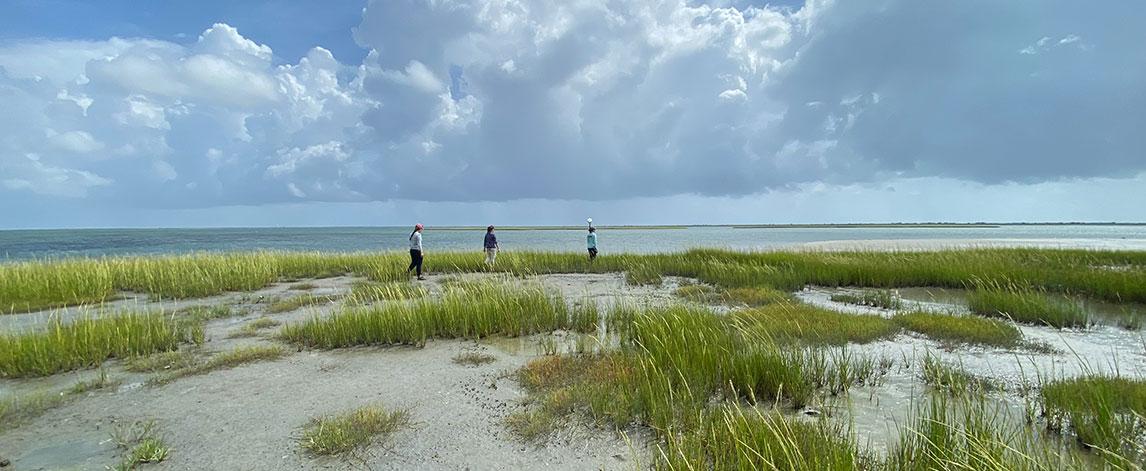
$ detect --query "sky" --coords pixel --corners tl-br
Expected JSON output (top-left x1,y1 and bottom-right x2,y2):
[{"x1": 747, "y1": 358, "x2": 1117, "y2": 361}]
[{"x1": 0, "y1": 0, "x2": 1144, "y2": 229}]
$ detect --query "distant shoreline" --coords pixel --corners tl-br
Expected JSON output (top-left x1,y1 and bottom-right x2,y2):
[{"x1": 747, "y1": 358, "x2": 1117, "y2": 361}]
[{"x1": 2, "y1": 222, "x2": 1145, "y2": 232}]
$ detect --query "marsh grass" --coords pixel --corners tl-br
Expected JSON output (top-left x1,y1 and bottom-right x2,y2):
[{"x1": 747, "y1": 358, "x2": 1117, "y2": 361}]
[
  {"x1": 4, "y1": 248, "x2": 1145, "y2": 313},
  {"x1": 894, "y1": 311, "x2": 1023, "y2": 349},
  {"x1": 280, "y1": 282, "x2": 572, "y2": 348},
  {"x1": 348, "y1": 281, "x2": 428, "y2": 303},
  {"x1": 1040, "y1": 375, "x2": 1146, "y2": 463},
  {"x1": 149, "y1": 345, "x2": 286, "y2": 385},
  {"x1": 288, "y1": 282, "x2": 319, "y2": 291},
  {"x1": 452, "y1": 351, "x2": 496, "y2": 367},
  {"x1": 968, "y1": 282, "x2": 1089, "y2": 328},
  {"x1": 227, "y1": 317, "x2": 281, "y2": 338},
  {"x1": 268, "y1": 294, "x2": 341, "y2": 313},
  {"x1": 830, "y1": 289, "x2": 903, "y2": 310},
  {"x1": 625, "y1": 265, "x2": 663, "y2": 286},
  {"x1": 0, "y1": 312, "x2": 202, "y2": 378},
  {"x1": 675, "y1": 283, "x2": 790, "y2": 307},
  {"x1": 300, "y1": 404, "x2": 412, "y2": 456},
  {"x1": 887, "y1": 394, "x2": 1077, "y2": 471},
  {"x1": 731, "y1": 302, "x2": 900, "y2": 345}
]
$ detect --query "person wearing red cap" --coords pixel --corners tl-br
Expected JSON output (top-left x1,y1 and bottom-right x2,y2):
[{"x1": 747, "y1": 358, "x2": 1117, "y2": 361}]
[{"x1": 407, "y1": 223, "x2": 425, "y2": 280}]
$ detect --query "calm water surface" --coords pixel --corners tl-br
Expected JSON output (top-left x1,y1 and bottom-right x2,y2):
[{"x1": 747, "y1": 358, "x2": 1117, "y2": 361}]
[{"x1": 2, "y1": 225, "x2": 1145, "y2": 261}]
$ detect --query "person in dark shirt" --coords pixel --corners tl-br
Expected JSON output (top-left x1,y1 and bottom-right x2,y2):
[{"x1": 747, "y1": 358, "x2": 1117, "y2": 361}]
[{"x1": 483, "y1": 225, "x2": 499, "y2": 266}]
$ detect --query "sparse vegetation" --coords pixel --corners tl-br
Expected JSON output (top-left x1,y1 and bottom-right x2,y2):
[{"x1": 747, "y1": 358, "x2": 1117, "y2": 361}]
[
  {"x1": 289, "y1": 282, "x2": 319, "y2": 291},
  {"x1": 300, "y1": 404, "x2": 412, "y2": 456},
  {"x1": 830, "y1": 289, "x2": 903, "y2": 310},
  {"x1": 452, "y1": 351, "x2": 496, "y2": 367},
  {"x1": 227, "y1": 317, "x2": 281, "y2": 338},
  {"x1": 124, "y1": 350, "x2": 199, "y2": 373},
  {"x1": 149, "y1": 345, "x2": 286, "y2": 385},
  {"x1": 110, "y1": 420, "x2": 169, "y2": 470},
  {"x1": 920, "y1": 354, "x2": 998, "y2": 394},
  {"x1": 0, "y1": 369, "x2": 118, "y2": 429}
]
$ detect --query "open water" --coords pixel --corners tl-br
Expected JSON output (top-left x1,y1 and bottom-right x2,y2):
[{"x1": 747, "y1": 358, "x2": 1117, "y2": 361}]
[{"x1": 2, "y1": 225, "x2": 1145, "y2": 261}]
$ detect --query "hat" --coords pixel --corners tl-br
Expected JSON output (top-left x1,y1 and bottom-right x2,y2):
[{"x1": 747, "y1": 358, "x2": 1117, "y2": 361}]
[{"x1": 415, "y1": 223, "x2": 424, "y2": 230}]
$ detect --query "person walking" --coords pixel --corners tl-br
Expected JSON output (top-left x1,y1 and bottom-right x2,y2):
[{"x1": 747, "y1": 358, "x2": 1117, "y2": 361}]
[
  {"x1": 407, "y1": 224, "x2": 425, "y2": 280},
  {"x1": 587, "y1": 226, "x2": 598, "y2": 261},
  {"x1": 483, "y1": 225, "x2": 499, "y2": 266}
]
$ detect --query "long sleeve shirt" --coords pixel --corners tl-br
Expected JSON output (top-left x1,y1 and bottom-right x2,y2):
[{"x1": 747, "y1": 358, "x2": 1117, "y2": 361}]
[
  {"x1": 409, "y1": 232, "x2": 423, "y2": 251},
  {"x1": 484, "y1": 233, "x2": 498, "y2": 249}
]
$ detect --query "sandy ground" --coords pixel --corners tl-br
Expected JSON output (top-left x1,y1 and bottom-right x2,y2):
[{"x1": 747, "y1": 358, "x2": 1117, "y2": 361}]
[
  {"x1": 0, "y1": 273, "x2": 664, "y2": 471},
  {"x1": 5, "y1": 271, "x2": 1146, "y2": 468}
]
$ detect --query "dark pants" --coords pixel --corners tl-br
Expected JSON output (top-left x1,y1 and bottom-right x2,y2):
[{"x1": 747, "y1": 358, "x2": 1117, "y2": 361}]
[
  {"x1": 407, "y1": 249, "x2": 423, "y2": 276},
  {"x1": 588, "y1": 247, "x2": 598, "y2": 261}
]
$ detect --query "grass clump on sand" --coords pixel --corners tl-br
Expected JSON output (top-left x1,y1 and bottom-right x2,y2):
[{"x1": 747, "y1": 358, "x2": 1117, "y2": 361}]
[
  {"x1": 894, "y1": 311, "x2": 1023, "y2": 349},
  {"x1": 1040, "y1": 375, "x2": 1146, "y2": 464},
  {"x1": 149, "y1": 345, "x2": 286, "y2": 385},
  {"x1": 280, "y1": 282, "x2": 572, "y2": 348},
  {"x1": 0, "y1": 313, "x2": 202, "y2": 378},
  {"x1": 968, "y1": 282, "x2": 1088, "y2": 328},
  {"x1": 452, "y1": 351, "x2": 496, "y2": 367},
  {"x1": 268, "y1": 294, "x2": 340, "y2": 313},
  {"x1": 830, "y1": 289, "x2": 903, "y2": 310},
  {"x1": 227, "y1": 317, "x2": 282, "y2": 338},
  {"x1": 731, "y1": 302, "x2": 900, "y2": 346},
  {"x1": 300, "y1": 404, "x2": 412, "y2": 456},
  {"x1": 110, "y1": 420, "x2": 169, "y2": 470}
]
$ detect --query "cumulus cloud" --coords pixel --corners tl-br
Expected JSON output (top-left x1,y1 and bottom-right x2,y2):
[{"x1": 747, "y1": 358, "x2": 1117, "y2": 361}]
[{"x1": 0, "y1": 0, "x2": 1143, "y2": 215}]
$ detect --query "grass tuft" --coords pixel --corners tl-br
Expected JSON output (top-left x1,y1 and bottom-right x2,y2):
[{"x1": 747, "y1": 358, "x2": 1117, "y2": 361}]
[
  {"x1": 1040, "y1": 375, "x2": 1146, "y2": 463},
  {"x1": 894, "y1": 311, "x2": 1023, "y2": 349},
  {"x1": 830, "y1": 289, "x2": 903, "y2": 310},
  {"x1": 968, "y1": 283, "x2": 1088, "y2": 328},
  {"x1": 732, "y1": 302, "x2": 900, "y2": 345},
  {"x1": 281, "y1": 282, "x2": 571, "y2": 348},
  {"x1": 300, "y1": 404, "x2": 412, "y2": 456}
]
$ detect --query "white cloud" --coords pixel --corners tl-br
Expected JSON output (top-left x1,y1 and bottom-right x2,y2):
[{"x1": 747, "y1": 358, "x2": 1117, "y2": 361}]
[{"x1": 0, "y1": 1, "x2": 1142, "y2": 223}]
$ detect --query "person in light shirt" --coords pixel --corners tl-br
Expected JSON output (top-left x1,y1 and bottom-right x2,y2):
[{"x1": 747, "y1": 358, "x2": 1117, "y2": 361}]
[{"x1": 407, "y1": 223, "x2": 425, "y2": 280}]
